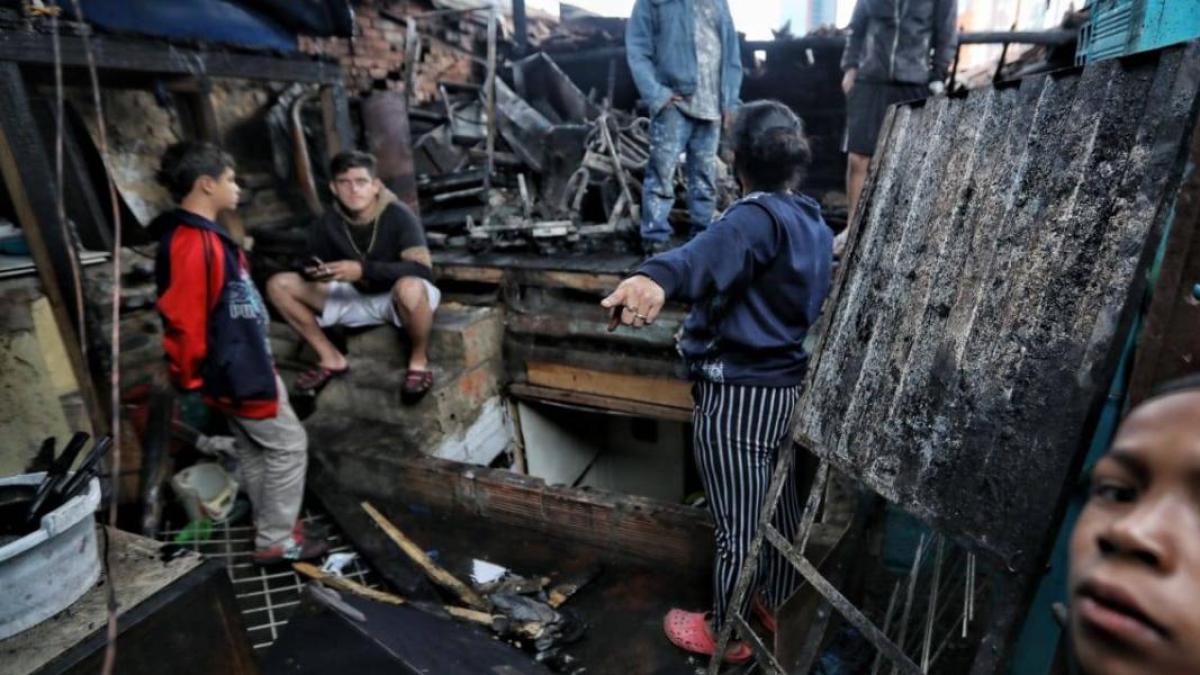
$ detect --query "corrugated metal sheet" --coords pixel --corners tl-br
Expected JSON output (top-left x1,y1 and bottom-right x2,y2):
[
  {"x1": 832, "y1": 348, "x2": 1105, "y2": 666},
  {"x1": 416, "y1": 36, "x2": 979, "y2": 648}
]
[{"x1": 796, "y1": 42, "x2": 1200, "y2": 568}]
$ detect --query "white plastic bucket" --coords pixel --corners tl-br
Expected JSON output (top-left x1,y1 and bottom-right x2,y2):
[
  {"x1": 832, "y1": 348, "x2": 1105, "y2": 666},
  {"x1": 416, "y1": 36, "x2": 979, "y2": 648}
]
[
  {"x1": 171, "y1": 462, "x2": 238, "y2": 524},
  {"x1": 0, "y1": 472, "x2": 101, "y2": 640}
]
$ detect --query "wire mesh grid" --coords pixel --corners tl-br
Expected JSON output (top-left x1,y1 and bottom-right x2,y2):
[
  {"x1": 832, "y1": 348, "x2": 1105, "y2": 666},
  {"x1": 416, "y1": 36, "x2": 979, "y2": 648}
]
[{"x1": 158, "y1": 508, "x2": 381, "y2": 652}]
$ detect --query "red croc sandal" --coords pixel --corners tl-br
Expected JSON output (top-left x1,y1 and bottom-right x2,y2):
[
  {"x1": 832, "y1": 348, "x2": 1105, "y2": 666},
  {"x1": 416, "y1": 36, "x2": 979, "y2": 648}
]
[
  {"x1": 663, "y1": 609, "x2": 752, "y2": 664},
  {"x1": 401, "y1": 369, "x2": 434, "y2": 405},
  {"x1": 752, "y1": 594, "x2": 777, "y2": 633},
  {"x1": 295, "y1": 365, "x2": 348, "y2": 394}
]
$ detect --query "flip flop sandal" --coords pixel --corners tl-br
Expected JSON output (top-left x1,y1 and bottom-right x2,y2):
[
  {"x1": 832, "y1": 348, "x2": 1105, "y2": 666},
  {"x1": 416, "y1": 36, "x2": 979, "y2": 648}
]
[
  {"x1": 662, "y1": 609, "x2": 752, "y2": 664},
  {"x1": 752, "y1": 594, "x2": 777, "y2": 634},
  {"x1": 401, "y1": 369, "x2": 434, "y2": 404},
  {"x1": 295, "y1": 366, "x2": 348, "y2": 394}
]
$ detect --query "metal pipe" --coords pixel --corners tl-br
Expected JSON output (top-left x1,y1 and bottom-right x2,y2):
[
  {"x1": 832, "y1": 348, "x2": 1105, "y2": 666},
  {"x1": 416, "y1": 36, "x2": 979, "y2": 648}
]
[
  {"x1": 483, "y1": 2, "x2": 498, "y2": 225},
  {"x1": 513, "y1": 0, "x2": 529, "y2": 56},
  {"x1": 956, "y1": 30, "x2": 1077, "y2": 46}
]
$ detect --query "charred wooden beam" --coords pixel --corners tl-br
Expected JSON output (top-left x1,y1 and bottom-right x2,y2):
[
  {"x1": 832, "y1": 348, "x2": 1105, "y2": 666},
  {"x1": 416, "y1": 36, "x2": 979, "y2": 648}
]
[
  {"x1": 504, "y1": 340, "x2": 683, "y2": 380},
  {"x1": 0, "y1": 30, "x2": 343, "y2": 84},
  {"x1": 0, "y1": 61, "x2": 107, "y2": 434},
  {"x1": 508, "y1": 383, "x2": 693, "y2": 422},
  {"x1": 28, "y1": 96, "x2": 111, "y2": 251}
]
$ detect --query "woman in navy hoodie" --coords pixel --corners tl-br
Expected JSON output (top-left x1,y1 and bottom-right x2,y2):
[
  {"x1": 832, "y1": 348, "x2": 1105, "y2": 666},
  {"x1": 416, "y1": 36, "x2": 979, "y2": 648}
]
[{"x1": 603, "y1": 100, "x2": 833, "y2": 663}]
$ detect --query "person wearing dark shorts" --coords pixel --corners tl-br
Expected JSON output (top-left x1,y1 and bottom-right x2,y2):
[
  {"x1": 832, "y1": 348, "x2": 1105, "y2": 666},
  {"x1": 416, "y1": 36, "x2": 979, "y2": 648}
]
[
  {"x1": 837, "y1": 0, "x2": 956, "y2": 255},
  {"x1": 844, "y1": 80, "x2": 930, "y2": 156}
]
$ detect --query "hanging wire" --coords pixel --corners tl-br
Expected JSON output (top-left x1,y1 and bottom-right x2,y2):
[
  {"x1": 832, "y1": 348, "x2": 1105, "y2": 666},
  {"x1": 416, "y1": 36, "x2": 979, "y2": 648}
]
[
  {"x1": 48, "y1": 10, "x2": 90, "y2": 371},
  {"x1": 60, "y1": 1, "x2": 123, "y2": 673}
]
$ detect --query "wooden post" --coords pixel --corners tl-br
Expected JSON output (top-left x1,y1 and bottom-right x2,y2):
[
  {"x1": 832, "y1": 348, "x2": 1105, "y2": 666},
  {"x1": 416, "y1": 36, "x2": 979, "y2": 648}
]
[
  {"x1": 184, "y1": 79, "x2": 247, "y2": 245},
  {"x1": 0, "y1": 61, "x2": 107, "y2": 435},
  {"x1": 361, "y1": 501, "x2": 491, "y2": 612}
]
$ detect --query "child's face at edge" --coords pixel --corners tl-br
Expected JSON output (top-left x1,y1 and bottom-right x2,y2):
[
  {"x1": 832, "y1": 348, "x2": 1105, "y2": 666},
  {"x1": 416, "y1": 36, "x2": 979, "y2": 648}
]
[{"x1": 1068, "y1": 390, "x2": 1200, "y2": 675}]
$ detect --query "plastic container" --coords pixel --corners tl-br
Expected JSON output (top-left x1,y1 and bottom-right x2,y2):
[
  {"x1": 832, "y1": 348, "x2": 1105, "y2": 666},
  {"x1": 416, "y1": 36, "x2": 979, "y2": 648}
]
[
  {"x1": 0, "y1": 472, "x2": 101, "y2": 640},
  {"x1": 171, "y1": 462, "x2": 239, "y2": 524}
]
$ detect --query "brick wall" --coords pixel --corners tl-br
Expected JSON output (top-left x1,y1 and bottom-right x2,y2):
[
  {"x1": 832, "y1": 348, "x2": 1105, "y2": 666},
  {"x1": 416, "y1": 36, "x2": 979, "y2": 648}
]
[{"x1": 299, "y1": 0, "x2": 481, "y2": 101}]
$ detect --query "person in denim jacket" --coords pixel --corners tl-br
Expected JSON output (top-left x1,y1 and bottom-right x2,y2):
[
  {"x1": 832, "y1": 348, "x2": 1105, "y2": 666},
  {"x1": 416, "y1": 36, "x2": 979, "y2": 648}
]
[{"x1": 626, "y1": 0, "x2": 743, "y2": 255}]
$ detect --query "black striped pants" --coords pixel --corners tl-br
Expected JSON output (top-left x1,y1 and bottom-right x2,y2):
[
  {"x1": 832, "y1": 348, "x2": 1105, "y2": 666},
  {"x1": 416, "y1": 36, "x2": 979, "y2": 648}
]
[{"x1": 693, "y1": 380, "x2": 805, "y2": 628}]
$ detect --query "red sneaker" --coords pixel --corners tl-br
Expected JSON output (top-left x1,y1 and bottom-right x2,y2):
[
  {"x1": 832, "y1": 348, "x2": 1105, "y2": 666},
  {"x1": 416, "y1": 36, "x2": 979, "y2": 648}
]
[
  {"x1": 663, "y1": 609, "x2": 752, "y2": 664},
  {"x1": 253, "y1": 533, "x2": 328, "y2": 566}
]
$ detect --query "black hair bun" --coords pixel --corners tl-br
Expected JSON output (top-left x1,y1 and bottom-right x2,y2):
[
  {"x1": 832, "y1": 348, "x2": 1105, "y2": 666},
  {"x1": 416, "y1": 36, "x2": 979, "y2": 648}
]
[{"x1": 732, "y1": 100, "x2": 811, "y2": 192}]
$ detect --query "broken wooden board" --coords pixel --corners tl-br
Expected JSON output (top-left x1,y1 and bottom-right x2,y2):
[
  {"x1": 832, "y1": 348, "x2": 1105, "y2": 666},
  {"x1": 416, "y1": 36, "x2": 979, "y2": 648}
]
[
  {"x1": 307, "y1": 445, "x2": 714, "y2": 675},
  {"x1": 796, "y1": 43, "x2": 1200, "y2": 570},
  {"x1": 310, "y1": 446, "x2": 713, "y2": 571}
]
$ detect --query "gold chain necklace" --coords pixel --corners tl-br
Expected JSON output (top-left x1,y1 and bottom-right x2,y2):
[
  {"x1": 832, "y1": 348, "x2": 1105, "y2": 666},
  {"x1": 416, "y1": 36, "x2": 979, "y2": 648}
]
[{"x1": 341, "y1": 209, "x2": 382, "y2": 259}]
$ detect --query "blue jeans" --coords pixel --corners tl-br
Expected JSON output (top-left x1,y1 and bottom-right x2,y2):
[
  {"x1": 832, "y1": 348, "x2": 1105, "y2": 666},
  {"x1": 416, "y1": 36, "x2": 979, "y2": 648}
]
[{"x1": 640, "y1": 106, "x2": 720, "y2": 243}]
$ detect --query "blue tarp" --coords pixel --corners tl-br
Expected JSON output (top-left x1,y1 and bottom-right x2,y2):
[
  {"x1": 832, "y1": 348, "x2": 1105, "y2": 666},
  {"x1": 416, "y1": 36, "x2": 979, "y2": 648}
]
[{"x1": 58, "y1": 0, "x2": 305, "y2": 52}]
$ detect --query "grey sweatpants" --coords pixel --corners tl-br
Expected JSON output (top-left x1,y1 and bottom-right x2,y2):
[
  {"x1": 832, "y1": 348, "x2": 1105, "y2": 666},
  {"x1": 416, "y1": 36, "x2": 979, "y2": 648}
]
[{"x1": 228, "y1": 376, "x2": 308, "y2": 550}]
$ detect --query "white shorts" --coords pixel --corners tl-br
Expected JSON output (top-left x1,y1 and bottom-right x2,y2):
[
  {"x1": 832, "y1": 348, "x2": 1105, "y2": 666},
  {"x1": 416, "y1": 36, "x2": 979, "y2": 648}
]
[{"x1": 317, "y1": 280, "x2": 441, "y2": 329}]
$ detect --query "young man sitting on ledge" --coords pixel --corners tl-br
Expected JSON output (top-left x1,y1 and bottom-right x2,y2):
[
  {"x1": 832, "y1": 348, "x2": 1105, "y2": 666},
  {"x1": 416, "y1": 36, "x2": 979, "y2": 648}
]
[{"x1": 267, "y1": 150, "x2": 439, "y2": 404}]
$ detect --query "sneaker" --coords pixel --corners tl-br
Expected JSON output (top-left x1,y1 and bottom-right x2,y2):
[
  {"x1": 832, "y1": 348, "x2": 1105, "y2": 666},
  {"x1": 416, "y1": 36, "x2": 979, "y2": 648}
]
[
  {"x1": 252, "y1": 533, "x2": 329, "y2": 566},
  {"x1": 293, "y1": 519, "x2": 331, "y2": 541}
]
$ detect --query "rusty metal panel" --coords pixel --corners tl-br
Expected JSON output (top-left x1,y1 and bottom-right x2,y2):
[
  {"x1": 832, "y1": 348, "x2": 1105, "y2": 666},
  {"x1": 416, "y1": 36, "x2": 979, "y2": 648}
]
[
  {"x1": 363, "y1": 91, "x2": 420, "y2": 215},
  {"x1": 1127, "y1": 99, "x2": 1200, "y2": 405},
  {"x1": 796, "y1": 43, "x2": 1200, "y2": 569}
]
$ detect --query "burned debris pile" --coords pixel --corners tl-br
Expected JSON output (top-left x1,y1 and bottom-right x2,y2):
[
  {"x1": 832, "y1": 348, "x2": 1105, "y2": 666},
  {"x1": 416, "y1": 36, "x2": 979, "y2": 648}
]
[{"x1": 409, "y1": 48, "x2": 735, "y2": 254}]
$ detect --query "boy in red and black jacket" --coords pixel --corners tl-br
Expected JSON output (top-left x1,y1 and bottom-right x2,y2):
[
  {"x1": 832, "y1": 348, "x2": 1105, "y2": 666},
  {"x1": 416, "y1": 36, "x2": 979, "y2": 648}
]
[{"x1": 153, "y1": 142, "x2": 326, "y2": 565}]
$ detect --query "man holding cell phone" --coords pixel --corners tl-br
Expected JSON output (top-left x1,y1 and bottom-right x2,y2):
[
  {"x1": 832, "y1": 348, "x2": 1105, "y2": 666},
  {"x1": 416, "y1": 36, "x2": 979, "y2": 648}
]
[{"x1": 267, "y1": 150, "x2": 440, "y2": 404}]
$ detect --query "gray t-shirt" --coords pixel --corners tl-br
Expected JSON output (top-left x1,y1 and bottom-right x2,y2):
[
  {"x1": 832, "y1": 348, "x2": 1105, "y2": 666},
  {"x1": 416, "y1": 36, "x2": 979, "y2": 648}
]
[{"x1": 678, "y1": 0, "x2": 722, "y2": 121}]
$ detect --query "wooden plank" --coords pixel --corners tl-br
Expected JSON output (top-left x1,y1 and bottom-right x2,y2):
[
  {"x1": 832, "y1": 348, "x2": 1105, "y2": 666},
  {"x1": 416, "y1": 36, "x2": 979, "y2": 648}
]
[
  {"x1": 525, "y1": 361, "x2": 693, "y2": 410},
  {"x1": 519, "y1": 269, "x2": 624, "y2": 294},
  {"x1": 361, "y1": 501, "x2": 490, "y2": 612},
  {"x1": 432, "y1": 249, "x2": 642, "y2": 276},
  {"x1": 433, "y1": 263, "x2": 506, "y2": 285},
  {"x1": 506, "y1": 312, "x2": 679, "y2": 349},
  {"x1": 432, "y1": 262, "x2": 628, "y2": 294},
  {"x1": 508, "y1": 382, "x2": 693, "y2": 422},
  {"x1": 504, "y1": 340, "x2": 683, "y2": 380},
  {"x1": 294, "y1": 562, "x2": 411, "y2": 607},
  {"x1": 1127, "y1": 113, "x2": 1200, "y2": 405}
]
